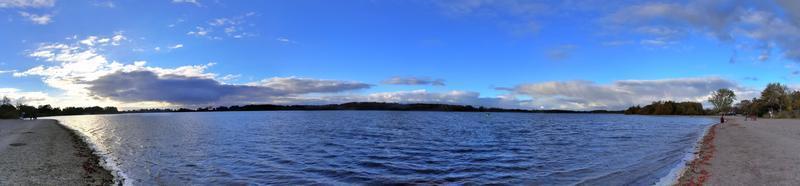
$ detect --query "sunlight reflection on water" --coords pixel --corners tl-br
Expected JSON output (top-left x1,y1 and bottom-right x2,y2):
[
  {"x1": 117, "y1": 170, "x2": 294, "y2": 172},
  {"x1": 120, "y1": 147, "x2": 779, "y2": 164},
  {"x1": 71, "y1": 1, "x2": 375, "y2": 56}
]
[{"x1": 52, "y1": 111, "x2": 713, "y2": 185}]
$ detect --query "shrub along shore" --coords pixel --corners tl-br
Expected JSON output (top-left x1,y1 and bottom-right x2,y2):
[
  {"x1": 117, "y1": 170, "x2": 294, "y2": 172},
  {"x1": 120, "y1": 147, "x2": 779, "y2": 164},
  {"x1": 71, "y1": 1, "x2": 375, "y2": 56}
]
[{"x1": 626, "y1": 82, "x2": 800, "y2": 118}]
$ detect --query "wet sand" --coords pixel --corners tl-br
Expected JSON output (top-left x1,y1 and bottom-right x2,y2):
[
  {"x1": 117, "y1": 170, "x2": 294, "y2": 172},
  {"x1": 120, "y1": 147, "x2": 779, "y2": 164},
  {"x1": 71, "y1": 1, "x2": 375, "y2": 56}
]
[
  {"x1": 0, "y1": 119, "x2": 113, "y2": 185},
  {"x1": 678, "y1": 116, "x2": 800, "y2": 185}
]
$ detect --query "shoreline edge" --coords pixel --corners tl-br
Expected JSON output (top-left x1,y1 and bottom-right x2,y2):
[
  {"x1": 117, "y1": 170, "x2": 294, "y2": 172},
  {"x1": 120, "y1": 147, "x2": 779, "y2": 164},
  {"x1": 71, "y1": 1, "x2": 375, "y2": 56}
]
[
  {"x1": 55, "y1": 119, "x2": 126, "y2": 185},
  {"x1": 673, "y1": 122, "x2": 719, "y2": 185}
]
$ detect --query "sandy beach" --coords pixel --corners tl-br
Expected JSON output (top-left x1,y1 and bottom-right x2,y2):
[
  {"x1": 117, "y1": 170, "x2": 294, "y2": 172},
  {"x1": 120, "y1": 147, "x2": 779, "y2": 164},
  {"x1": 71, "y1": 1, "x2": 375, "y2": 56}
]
[
  {"x1": 0, "y1": 119, "x2": 113, "y2": 185},
  {"x1": 678, "y1": 116, "x2": 800, "y2": 185}
]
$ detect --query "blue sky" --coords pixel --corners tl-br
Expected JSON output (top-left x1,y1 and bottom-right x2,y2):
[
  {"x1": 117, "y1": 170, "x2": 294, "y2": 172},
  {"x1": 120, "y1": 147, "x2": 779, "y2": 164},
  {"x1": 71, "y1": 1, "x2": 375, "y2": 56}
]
[{"x1": 1, "y1": 0, "x2": 799, "y2": 110}]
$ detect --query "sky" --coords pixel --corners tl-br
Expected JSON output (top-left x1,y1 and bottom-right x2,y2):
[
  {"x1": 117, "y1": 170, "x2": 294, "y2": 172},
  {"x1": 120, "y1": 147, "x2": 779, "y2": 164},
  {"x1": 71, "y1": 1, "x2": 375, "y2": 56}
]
[{"x1": 1, "y1": 0, "x2": 800, "y2": 110}]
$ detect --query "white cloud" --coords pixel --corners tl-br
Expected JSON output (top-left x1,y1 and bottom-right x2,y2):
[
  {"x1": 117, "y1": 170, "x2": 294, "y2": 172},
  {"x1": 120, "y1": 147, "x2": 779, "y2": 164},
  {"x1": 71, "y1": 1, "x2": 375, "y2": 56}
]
[
  {"x1": 187, "y1": 26, "x2": 209, "y2": 36},
  {"x1": 111, "y1": 33, "x2": 125, "y2": 45},
  {"x1": 189, "y1": 12, "x2": 257, "y2": 39},
  {"x1": 169, "y1": 44, "x2": 183, "y2": 49},
  {"x1": 276, "y1": 37, "x2": 295, "y2": 44},
  {"x1": 18, "y1": 11, "x2": 52, "y2": 25},
  {"x1": 0, "y1": 0, "x2": 55, "y2": 8},
  {"x1": 79, "y1": 36, "x2": 99, "y2": 46},
  {"x1": 0, "y1": 88, "x2": 52, "y2": 106},
  {"x1": 639, "y1": 38, "x2": 677, "y2": 48},
  {"x1": 362, "y1": 90, "x2": 488, "y2": 104},
  {"x1": 219, "y1": 74, "x2": 241, "y2": 82},
  {"x1": 172, "y1": 0, "x2": 199, "y2": 6},
  {"x1": 92, "y1": 1, "x2": 113, "y2": 8},
  {"x1": 76, "y1": 33, "x2": 125, "y2": 47}
]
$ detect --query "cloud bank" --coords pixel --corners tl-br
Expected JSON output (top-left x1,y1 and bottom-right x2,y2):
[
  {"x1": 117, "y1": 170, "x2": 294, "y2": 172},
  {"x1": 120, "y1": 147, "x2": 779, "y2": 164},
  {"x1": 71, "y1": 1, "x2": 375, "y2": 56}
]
[
  {"x1": 602, "y1": 0, "x2": 800, "y2": 63},
  {"x1": 500, "y1": 77, "x2": 757, "y2": 110},
  {"x1": 0, "y1": 88, "x2": 51, "y2": 105},
  {"x1": 10, "y1": 33, "x2": 758, "y2": 110},
  {"x1": 11, "y1": 33, "x2": 373, "y2": 108}
]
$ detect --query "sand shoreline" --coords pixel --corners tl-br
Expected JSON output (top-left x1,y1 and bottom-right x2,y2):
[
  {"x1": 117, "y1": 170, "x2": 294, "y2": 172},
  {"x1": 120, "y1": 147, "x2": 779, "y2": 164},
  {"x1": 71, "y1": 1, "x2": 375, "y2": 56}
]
[
  {"x1": 676, "y1": 116, "x2": 800, "y2": 185},
  {"x1": 654, "y1": 121, "x2": 715, "y2": 186},
  {"x1": 0, "y1": 119, "x2": 113, "y2": 185},
  {"x1": 675, "y1": 122, "x2": 718, "y2": 185}
]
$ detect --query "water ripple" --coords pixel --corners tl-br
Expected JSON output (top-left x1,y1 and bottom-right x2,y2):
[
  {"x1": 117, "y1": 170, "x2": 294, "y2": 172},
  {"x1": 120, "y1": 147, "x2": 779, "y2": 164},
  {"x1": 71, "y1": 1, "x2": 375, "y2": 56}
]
[{"x1": 52, "y1": 111, "x2": 713, "y2": 185}]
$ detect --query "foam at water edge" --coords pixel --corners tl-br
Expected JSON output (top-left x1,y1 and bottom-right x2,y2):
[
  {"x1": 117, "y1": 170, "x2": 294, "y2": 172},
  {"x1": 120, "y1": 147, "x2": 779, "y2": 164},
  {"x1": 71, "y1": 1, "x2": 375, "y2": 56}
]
[
  {"x1": 654, "y1": 122, "x2": 715, "y2": 186},
  {"x1": 55, "y1": 120, "x2": 133, "y2": 186}
]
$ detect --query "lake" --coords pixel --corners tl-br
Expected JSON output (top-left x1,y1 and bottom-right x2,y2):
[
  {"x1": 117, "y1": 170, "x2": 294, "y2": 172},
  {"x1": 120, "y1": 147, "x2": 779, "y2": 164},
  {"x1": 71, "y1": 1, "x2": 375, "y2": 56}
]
[{"x1": 51, "y1": 111, "x2": 714, "y2": 185}]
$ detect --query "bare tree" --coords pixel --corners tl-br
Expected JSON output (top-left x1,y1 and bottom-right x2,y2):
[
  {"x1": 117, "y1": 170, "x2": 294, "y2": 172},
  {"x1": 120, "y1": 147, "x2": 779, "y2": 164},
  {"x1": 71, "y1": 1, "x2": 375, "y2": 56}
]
[{"x1": 1, "y1": 96, "x2": 10, "y2": 106}]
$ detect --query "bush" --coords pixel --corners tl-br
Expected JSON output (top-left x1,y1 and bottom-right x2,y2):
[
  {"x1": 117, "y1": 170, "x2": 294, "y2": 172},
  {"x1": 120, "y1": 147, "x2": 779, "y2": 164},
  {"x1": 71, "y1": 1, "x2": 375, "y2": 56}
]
[
  {"x1": 0, "y1": 104, "x2": 19, "y2": 119},
  {"x1": 774, "y1": 111, "x2": 800, "y2": 119},
  {"x1": 625, "y1": 101, "x2": 706, "y2": 115}
]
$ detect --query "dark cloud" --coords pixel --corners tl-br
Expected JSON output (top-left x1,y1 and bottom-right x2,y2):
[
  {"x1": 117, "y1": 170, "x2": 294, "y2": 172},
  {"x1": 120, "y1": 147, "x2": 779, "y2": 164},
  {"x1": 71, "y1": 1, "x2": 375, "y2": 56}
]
[
  {"x1": 88, "y1": 71, "x2": 271, "y2": 104},
  {"x1": 382, "y1": 77, "x2": 445, "y2": 86},
  {"x1": 87, "y1": 71, "x2": 371, "y2": 105},
  {"x1": 257, "y1": 77, "x2": 373, "y2": 94}
]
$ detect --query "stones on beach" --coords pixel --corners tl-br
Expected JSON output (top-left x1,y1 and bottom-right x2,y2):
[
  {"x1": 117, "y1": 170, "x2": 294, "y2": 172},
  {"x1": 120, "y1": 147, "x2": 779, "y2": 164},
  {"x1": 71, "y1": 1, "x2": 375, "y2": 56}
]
[{"x1": 9, "y1": 143, "x2": 26, "y2": 147}]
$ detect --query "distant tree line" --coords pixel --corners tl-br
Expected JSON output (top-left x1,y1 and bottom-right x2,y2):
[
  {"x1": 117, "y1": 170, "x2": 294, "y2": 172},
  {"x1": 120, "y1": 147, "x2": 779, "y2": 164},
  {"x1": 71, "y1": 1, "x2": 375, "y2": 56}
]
[
  {"x1": 624, "y1": 101, "x2": 706, "y2": 115},
  {"x1": 734, "y1": 83, "x2": 800, "y2": 118},
  {"x1": 0, "y1": 98, "x2": 624, "y2": 119},
  {"x1": 127, "y1": 102, "x2": 624, "y2": 114},
  {"x1": 0, "y1": 96, "x2": 119, "y2": 119},
  {"x1": 625, "y1": 82, "x2": 800, "y2": 118},
  {"x1": 625, "y1": 88, "x2": 740, "y2": 116}
]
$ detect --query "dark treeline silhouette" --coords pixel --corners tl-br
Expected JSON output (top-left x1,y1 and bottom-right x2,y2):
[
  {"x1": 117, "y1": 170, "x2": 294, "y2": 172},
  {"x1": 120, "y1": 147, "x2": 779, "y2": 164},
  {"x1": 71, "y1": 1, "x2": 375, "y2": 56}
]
[
  {"x1": 126, "y1": 102, "x2": 624, "y2": 114},
  {"x1": 624, "y1": 101, "x2": 706, "y2": 115},
  {"x1": 1, "y1": 96, "x2": 623, "y2": 119},
  {"x1": 0, "y1": 96, "x2": 119, "y2": 119}
]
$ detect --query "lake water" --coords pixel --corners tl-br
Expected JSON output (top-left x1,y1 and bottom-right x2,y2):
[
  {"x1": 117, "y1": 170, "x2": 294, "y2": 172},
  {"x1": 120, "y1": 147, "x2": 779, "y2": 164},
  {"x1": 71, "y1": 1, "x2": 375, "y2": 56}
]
[{"x1": 51, "y1": 111, "x2": 714, "y2": 185}]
